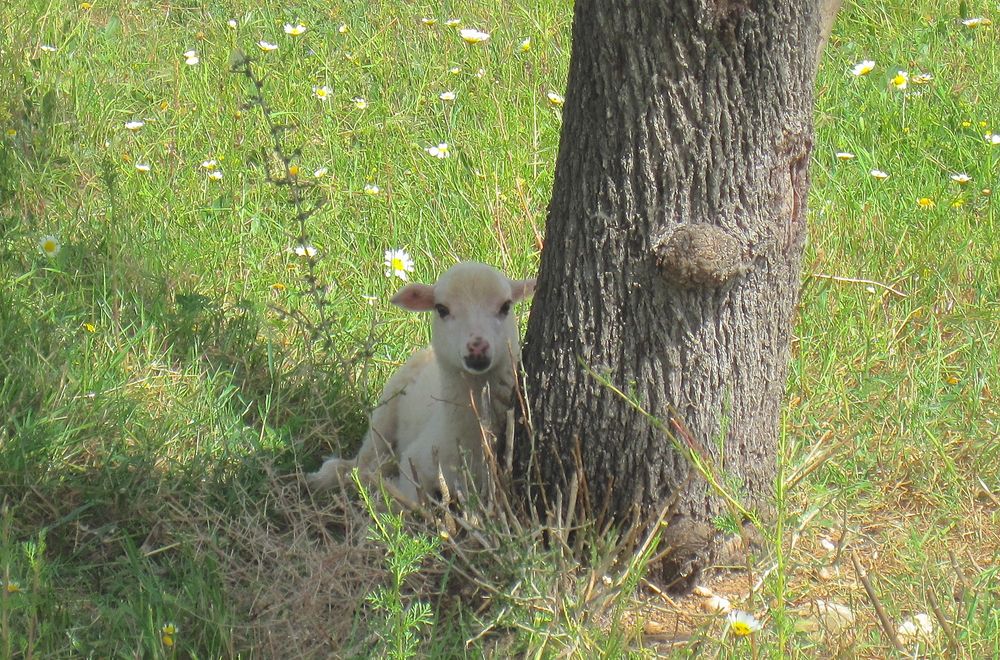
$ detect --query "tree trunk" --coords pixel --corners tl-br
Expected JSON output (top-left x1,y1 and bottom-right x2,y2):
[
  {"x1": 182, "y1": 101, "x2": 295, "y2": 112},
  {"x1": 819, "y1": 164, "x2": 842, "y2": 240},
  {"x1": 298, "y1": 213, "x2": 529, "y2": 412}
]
[{"x1": 517, "y1": 0, "x2": 825, "y2": 592}]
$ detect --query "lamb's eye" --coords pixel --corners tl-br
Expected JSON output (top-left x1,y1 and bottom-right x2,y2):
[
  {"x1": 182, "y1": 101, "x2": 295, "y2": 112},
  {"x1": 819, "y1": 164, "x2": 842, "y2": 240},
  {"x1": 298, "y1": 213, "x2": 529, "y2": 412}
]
[
  {"x1": 498, "y1": 300, "x2": 512, "y2": 317},
  {"x1": 434, "y1": 304, "x2": 450, "y2": 319}
]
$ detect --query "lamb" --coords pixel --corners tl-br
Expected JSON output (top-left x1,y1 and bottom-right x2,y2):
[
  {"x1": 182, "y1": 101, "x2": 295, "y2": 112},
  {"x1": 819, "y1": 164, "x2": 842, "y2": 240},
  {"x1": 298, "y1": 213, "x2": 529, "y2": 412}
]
[{"x1": 307, "y1": 262, "x2": 535, "y2": 505}]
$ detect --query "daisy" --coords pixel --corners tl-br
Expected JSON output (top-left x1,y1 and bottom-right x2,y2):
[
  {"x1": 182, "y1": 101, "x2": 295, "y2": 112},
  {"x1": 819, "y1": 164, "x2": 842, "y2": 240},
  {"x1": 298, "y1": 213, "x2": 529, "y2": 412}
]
[
  {"x1": 985, "y1": 133, "x2": 1000, "y2": 145},
  {"x1": 439, "y1": 91, "x2": 456, "y2": 101},
  {"x1": 363, "y1": 183, "x2": 380, "y2": 195},
  {"x1": 183, "y1": 49, "x2": 199, "y2": 65},
  {"x1": 726, "y1": 610, "x2": 762, "y2": 637},
  {"x1": 897, "y1": 613, "x2": 934, "y2": 644},
  {"x1": 292, "y1": 244, "x2": 318, "y2": 258},
  {"x1": 2, "y1": 580, "x2": 22, "y2": 594},
  {"x1": 39, "y1": 235, "x2": 60, "y2": 257},
  {"x1": 124, "y1": 120, "x2": 145, "y2": 131},
  {"x1": 40, "y1": 44, "x2": 57, "y2": 53},
  {"x1": 284, "y1": 23, "x2": 307, "y2": 36},
  {"x1": 338, "y1": 23, "x2": 348, "y2": 34},
  {"x1": 835, "y1": 151, "x2": 855, "y2": 160},
  {"x1": 448, "y1": 66, "x2": 461, "y2": 75},
  {"x1": 257, "y1": 40, "x2": 278, "y2": 52},
  {"x1": 890, "y1": 71, "x2": 909, "y2": 90},
  {"x1": 313, "y1": 85, "x2": 332, "y2": 100},
  {"x1": 421, "y1": 17, "x2": 437, "y2": 26},
  {"x1": 851, "y1": 60, "x2": 875, "y2": 76},
  {"x1": 425, "y1": 143, "x2": 450, "y2": 158},
  {"x1": 384, "y1": 248, "x2": 414, "y2": 281},
  {"x1": 200, "y1": 159, "x2": 218, "y2": 170},
  {"x1": 912, "y1": 72, "x2": 932, "y2": 84},
  {"x1": 161, "y1": 623, "x2": 177, "y2": 648},
  {"x1": 459, "y1": 28, "x2": 490, "y2": 44},
  {"x1": 870, "y1": 169, "x2": 890, "y2": 180},
  {"x1": 950, "y1": 173, "x2": 971, "y2": 184},
  {"x1": 961, "y1": 17, "x2": 993, "y2": 28},
  {"x1": 207, "y1": 170, "x2": 223, "y2": 181},
  {"x1": 519, "y1": 37, "x2": 532, "y2": 52},
  {"x1": 226, "y1": 19, "x2": 237, "y2": 29},
  {"x1": 445, "y1": 18, "x2": 461, "y2": 28},
  {"x1": 352, "y1": 97, "x2": 368, "y2": 110},
  {"x1": 313, "y1": 166, "x2": 328, "y2": 178},
  {"x1": 135, "y1": 162, "x2": 151, "y2": 172},
  {"x1": 546, "y1": 91, "x2": 565, "y2": 107}
]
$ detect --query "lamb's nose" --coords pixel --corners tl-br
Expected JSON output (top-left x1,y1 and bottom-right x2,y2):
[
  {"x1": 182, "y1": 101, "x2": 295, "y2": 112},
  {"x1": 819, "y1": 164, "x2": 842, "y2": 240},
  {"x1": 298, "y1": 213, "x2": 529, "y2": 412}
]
[
  {"x1": 464, "y1": 338, "x2": 491, "y2": 372},
  {"x1": 467, "y1": 337, "x2": 490, "y2": 356}
]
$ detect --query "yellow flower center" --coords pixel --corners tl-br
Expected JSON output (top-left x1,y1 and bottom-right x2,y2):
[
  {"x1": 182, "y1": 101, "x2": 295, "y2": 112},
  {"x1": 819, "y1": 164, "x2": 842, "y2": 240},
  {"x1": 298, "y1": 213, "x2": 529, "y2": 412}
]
[
  {"x1": 391, "y1": 258, "x2": 405, "y2": 271},
  {"x1": 731, "y1": 621, "x2": 753, "y2": 637},
  {"x1": 43, "y1": 240, "x2": 57, "y2": 253}
]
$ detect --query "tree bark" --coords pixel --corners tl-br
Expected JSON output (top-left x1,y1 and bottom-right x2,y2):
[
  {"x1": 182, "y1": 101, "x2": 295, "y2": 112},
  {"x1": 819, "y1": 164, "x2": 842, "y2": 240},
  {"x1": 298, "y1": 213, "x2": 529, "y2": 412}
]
[{"x1": 517, "y1": 0, "x2": 825, "y2": 592}]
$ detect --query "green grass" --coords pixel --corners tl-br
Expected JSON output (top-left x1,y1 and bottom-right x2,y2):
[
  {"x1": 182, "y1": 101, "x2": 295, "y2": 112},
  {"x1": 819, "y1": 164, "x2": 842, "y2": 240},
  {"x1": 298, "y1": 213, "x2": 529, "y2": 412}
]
[{"x1": 1, "y1": 0, "x2": 998, "y2": 656}]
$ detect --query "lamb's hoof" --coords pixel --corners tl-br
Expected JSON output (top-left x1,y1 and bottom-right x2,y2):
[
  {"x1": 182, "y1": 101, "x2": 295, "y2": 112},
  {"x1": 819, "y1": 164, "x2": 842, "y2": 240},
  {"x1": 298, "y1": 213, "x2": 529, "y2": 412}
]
[{"x1": 306, "y1": 458, "x2": 351, "y2": 492}]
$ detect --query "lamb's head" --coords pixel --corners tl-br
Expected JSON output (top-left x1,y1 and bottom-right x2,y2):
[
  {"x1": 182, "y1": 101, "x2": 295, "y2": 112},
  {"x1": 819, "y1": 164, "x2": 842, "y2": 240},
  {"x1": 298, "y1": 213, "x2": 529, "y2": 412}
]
[{"x1": 391, "y1": 262, "x2": 535, "y2": 376}]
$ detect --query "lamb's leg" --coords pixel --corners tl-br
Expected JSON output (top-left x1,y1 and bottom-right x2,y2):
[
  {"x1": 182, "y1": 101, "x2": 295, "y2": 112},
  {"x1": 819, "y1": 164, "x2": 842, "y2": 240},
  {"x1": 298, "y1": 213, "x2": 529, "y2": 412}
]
[{"x1": 306, "y1": 396, "x2": 399, "y2": 491}]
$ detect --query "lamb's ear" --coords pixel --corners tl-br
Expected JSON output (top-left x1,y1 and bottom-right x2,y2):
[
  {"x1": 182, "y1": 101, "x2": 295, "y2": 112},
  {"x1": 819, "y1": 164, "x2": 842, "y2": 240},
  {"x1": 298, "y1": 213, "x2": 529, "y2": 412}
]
[
  {"x1": 391, "y1": 283, "x2": 436, "y2": 312},
  {"x1": 511, "y1": 278, "x2": 537, "y2": 302}
]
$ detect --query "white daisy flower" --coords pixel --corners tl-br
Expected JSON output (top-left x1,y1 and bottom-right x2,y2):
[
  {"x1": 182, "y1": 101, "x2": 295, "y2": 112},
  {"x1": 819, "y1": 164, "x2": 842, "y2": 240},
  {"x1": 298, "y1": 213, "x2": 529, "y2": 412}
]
[
  {"x1": 870, "y1": 169, "x2": 890, "y2": 180},
  {"x1": 284, "y1": 23, "x2": 307, "y2": 36},
  {"x1": 546, "y1": 91, "x2": 565, "y2": 107},
  {"x1": 897, "y1": 613, "x2": 934, "y2": 644},
  {"x1": 352, "y1": 97, "x2": 368, "y2": 110},
  {"x1": 184, "y1": 50, "x2": 199, "y2": 65},
  {"x1": 890, "y1": 70, "x2": 909, "y2": 90},
  {"x1": 519, "y1": 37, "x2": 532, "y2": 52},
  {"x1": 124, "y1": 120, "x2": 145, "y2": 131},
  {"x1": 726, "y1": 610, "x2": 763, "y2": 637},
  {"x1": 835, "y1": 151, "x2": 856, "y2": 160},
  {"x1": 257, "y1": 40, "x2": 278, "y2": 52},
  {"x1": 313, "y1": 166, "x2": 328, "y2": 178},
  {"x1": 985, "y1": 133, "x2": 1000, "y2": 145},
  {"x1": 459, "y1": 28, "x2": 490, "y2": 44},
  {"x1": 444, "y1": 18, "x2": 461, "y2": 28},
  {"x1": 200, "y1": 159, "x2": 218, "y2": 170},
  {"x1": 425, "y1": 143, "x2": 450, "y2": 159},
  {"x1": 851, "y1": 60, "x2": 875, "y2": 76},
  {"x1": 363, "y1": 183, "x2": 380, "y2": 195},
  {"x1": 40, "y1": 44, "x2": 57, "y2": 53},
  {"x1": 383, "y1": 248, "x2": 414, "y2": 280},
  {"x1": 135, "y1": 162, "x2": 151, "y2": 172},
  {"x1": 421, "y1": 17, "x2": 437, "y2": 26},
  {"x1": 39, "y1": 235, "x2": 60, "y2": 257},
  {"x1": 292, "y1": 244, "x2": 318, "y2": 258},
  {"x1": 226, "y1": 19, "x2": 237, "y2": 29},
  {"x1": 338, "y1": 23, "x2": 348, "y2": 34},
  {"x1": 448, "y1": 66, "x2": 461, "y2": 75},
  {"x1": 439, "y1": 91, "x2": 456, "y2": 101},
  {"x1": 313, "y1": 85, "x2": 332, "y2": 101},
  {"x1": 950, "y1": 173, "x2": 971, "y2": 184},
  {"x1": 961, "y1": 17, "x2": 993, "y2": 28},
  {"x1": 207, "y1": 170, "x2": 223, "y2": 180}
]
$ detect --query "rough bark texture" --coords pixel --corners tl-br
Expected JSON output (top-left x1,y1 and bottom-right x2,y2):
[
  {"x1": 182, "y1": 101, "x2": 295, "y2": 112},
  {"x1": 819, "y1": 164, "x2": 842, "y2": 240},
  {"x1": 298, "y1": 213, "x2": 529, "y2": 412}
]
[{"x1": 517, "y1": 0, "x2": 825, "y2": 592}]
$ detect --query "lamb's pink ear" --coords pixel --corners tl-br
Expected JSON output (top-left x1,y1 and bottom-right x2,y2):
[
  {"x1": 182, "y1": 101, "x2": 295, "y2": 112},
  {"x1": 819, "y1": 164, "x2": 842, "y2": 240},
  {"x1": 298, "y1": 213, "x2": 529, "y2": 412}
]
[
  {"x1": 391, "y1": 283, "x2": 436, "y2": 312},
  {"x1": 511, "y1": 278, "x2": 537, "y2": 302}
]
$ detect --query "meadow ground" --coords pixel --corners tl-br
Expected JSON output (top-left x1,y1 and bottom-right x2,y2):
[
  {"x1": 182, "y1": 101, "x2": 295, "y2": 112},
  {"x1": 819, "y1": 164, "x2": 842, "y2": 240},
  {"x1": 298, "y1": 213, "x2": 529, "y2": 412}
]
[{"x1": 0, "y1": 0, "x2": 997, "y2": 657}]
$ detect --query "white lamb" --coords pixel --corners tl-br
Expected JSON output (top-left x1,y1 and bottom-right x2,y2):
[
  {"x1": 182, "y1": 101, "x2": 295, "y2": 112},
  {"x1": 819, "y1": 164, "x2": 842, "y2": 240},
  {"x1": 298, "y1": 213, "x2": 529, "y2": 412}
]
[{"x1": 307, "y1": 262, "x2": 535, "y2": 504}]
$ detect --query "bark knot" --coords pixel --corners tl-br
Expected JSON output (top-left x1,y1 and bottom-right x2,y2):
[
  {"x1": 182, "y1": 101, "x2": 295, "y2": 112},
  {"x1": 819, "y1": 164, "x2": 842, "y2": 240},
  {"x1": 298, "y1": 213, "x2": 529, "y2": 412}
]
[{"x1": 653, "y1": 224, "x2": 747, "y2": 288}]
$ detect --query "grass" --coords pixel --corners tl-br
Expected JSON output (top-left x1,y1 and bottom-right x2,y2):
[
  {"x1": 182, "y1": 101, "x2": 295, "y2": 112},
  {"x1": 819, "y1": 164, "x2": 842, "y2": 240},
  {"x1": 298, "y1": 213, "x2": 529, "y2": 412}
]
[{"x1": 1, "y1": 0, "x2": 997, "y2": 656}]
